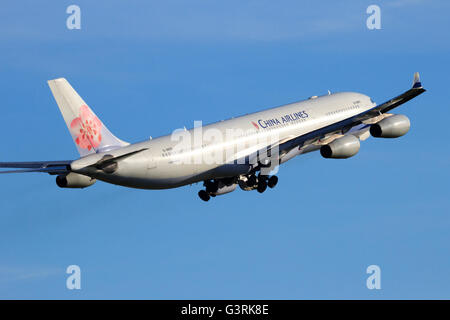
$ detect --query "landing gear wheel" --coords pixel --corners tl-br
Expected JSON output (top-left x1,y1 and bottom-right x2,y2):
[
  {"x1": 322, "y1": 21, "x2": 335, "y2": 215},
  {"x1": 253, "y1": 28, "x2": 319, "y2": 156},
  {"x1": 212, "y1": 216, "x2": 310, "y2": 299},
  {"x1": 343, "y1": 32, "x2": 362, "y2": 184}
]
[
  {"x1": 268, "y1": 175, "x2": 278, "y2": 188},
  {"x1": 247, "y1": 175, "x2": 257, "y2": 187},
  {"x1": 257, "y1": 179, "x2": 268, "y2": 193},
  {"x1": 204, "y1": 180, "x2": 219, "y2": 193},
  {"x1": 198, "y1": 190, "x2": 210, "y2": 202},
  {"x1": 258, "y1": 174, "x2": 268, "y2": 182}
]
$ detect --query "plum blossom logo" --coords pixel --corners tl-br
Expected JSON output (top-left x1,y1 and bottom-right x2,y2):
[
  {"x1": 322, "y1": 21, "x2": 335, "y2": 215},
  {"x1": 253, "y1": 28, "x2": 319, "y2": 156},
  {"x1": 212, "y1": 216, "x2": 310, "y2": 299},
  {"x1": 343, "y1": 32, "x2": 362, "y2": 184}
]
[{"x1": 70, "y1": 105, "x2": 102, "y2": 151}]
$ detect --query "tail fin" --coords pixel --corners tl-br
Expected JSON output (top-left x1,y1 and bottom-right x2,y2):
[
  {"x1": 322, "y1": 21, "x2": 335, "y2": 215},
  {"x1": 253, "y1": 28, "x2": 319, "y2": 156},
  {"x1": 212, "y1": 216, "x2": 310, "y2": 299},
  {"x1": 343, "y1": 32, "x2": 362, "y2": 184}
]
[{"x1": 47, "y1": 78, "x2": 129, "y2": 157}]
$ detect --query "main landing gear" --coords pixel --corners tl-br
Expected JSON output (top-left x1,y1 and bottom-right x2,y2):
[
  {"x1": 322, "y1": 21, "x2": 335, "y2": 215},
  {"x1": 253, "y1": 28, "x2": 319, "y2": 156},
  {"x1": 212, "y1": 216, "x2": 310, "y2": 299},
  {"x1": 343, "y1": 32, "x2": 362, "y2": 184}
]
[
  {"x1": 198, "y1": 178, "x2": 236, "y2": 202},
  {"x1": 255, "y1": 174, "x2": 278, "y2": 193},
  {"x1": 198, "y1": 175, "x2": 279, "y2": 201},
  {"x1": 268, "y1": 175, "x2": 278, "y2": 189},
  {"x1": 198, "y1": 180, "x2": 217, "y2": 202},
  {"x1": 198, "y1": 190, "x2": 210, "y2": 202},
  {"x1": 238, "y1": 174, "x2": 278, "y2": 193}
]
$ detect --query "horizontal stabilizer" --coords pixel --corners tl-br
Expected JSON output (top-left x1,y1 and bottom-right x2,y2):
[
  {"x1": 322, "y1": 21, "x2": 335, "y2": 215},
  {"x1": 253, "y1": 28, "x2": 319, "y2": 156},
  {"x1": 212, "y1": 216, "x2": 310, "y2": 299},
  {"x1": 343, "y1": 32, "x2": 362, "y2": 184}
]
[
  {"x1": 0, "y1": 168, "x2": 67, "y2": 174},
  {"x1": 0, "y1": 160, "x2": 71, "y2": 175},
  {"x1": 70, "y1": 148, "x2": 148, "y2": 173}
]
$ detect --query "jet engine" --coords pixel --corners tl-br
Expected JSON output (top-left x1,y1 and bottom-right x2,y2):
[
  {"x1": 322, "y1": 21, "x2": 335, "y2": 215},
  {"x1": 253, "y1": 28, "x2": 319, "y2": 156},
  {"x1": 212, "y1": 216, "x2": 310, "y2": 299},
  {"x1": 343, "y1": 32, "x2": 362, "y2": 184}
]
[
  {"x1": 320, "y1": 135, "x2": 360, "y2": 159},
  {"x1": 370, "y1": 114, "x2": 410, "y2": 138},
  {"x1": 56, "y1": 172, "x2": 96, "y2": 188}
]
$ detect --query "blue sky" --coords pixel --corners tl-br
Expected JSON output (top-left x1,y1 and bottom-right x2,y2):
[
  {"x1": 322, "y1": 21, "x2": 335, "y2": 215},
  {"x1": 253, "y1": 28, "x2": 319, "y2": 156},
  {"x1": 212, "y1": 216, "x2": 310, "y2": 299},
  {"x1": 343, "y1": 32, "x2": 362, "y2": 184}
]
[{"x1": 0, "y1": 0, "x2": 449, "y2": 299}]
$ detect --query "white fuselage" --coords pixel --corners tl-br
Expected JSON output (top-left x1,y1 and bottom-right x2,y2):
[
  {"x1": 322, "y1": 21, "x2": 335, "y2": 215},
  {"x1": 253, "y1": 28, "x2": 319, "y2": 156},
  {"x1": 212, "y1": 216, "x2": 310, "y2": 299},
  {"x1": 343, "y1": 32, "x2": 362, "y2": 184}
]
[{"x1": 71, "y1": 92, "x2": 375, "y2": 189}]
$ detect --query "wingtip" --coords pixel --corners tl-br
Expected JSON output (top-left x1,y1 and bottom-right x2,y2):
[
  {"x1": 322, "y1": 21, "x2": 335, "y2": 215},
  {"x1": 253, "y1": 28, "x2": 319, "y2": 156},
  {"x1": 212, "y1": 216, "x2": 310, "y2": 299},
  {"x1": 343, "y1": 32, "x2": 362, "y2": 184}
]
[
  {"x1": 412, "y1": 72, "x2": 422, "y2": 89},
  {"x1": 47, "y1": 77, "x2": 67, "y2": 84}
]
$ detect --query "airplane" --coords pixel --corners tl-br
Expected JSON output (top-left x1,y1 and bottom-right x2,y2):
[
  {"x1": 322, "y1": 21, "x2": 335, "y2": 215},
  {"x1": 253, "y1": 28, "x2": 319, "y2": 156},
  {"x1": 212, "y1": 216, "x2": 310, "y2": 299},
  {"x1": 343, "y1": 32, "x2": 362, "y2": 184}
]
[{"x1": 0, "y1": 73, "x2": 425, "y2": 201}]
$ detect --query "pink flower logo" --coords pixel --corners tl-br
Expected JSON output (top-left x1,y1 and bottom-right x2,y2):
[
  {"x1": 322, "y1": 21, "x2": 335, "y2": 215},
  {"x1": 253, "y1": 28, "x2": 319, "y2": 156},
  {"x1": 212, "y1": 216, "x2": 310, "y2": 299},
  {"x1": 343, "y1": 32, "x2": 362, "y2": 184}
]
[{"x1": 70, "y1": 105, "x2": 102, "y2": 151}]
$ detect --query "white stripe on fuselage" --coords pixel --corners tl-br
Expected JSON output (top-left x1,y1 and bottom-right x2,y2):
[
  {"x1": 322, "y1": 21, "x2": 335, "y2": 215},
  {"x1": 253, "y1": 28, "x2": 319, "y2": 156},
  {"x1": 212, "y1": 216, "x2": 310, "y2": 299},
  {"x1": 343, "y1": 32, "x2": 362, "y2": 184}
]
[{"x1": 72, "y1": 92, "x2": 375, "y2": 189}]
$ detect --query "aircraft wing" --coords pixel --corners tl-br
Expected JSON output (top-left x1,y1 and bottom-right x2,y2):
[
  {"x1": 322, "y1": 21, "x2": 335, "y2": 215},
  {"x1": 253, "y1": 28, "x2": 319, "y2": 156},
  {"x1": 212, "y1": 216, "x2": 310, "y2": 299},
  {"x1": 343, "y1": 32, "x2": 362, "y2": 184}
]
[
  {"x1": 356, "y1": 72, "x2": 426, "y2": 119},
  {"x1": 275, "y1": 72, "x2": 426, "y2": 159},
  {"x1": 0, "y1": 147, "x2": 149, "y2": 176},
  {"x1": 230, "y1": 73, "x2": 426, "y2": 169},
  {"x1": 0, "y1": 161, "x2": 71, "y2": 174}
]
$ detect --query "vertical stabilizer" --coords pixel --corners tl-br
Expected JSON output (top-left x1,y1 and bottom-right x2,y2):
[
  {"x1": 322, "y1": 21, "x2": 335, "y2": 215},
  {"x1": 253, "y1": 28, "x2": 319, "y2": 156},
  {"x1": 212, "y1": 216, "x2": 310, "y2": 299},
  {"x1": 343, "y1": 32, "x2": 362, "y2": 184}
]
[{"x1": 47, "y1": 78, "x2": 129, "y2": 157}]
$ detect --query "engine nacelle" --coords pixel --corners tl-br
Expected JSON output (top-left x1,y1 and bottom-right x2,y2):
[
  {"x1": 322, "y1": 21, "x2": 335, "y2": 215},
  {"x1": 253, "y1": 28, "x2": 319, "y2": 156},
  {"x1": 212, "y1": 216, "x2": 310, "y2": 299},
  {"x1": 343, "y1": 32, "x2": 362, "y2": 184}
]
[
  {"x1": 320, "y1": 135, "x2": 360, "y2": 159},
  {"x1": 370, "y1": 114, "x2": 410, "y2": 138},
  {"x1": 56, "y1": 172, "x2": 96, "y2": 189}
]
